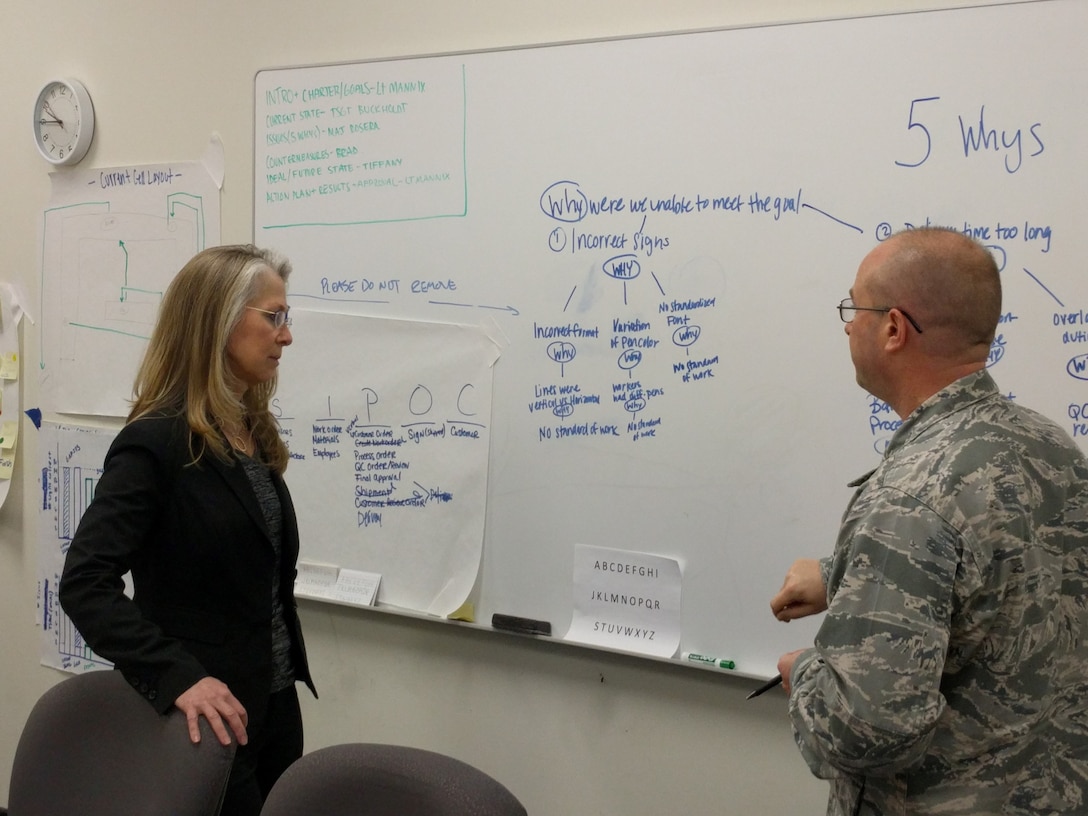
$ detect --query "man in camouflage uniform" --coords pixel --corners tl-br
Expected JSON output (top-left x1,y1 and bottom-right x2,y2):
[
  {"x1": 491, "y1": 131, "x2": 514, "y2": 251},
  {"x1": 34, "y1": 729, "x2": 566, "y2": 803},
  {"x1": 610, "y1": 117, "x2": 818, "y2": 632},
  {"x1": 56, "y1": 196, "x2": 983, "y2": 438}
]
[{"x1": 771, "y1": 227, "x2": 1088, "y2": 814}]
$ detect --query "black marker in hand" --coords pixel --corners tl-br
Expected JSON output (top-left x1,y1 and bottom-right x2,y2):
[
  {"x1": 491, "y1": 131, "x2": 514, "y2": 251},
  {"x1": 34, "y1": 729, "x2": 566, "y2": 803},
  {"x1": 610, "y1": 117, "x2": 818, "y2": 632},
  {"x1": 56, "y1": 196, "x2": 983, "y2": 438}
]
[{"x1": 746, "y1": 674, "x2": 783, "y2": 700}]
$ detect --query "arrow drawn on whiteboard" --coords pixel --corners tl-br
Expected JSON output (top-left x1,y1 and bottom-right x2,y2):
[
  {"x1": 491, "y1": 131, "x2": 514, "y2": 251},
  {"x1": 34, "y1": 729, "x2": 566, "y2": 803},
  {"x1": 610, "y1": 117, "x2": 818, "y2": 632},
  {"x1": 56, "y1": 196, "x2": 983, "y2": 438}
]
[
  {"x1": 1023, "y1": 268, "x2": 1064, "y2": 307},
  {"x1": 563, "y1": 286, "x2": 577, "y2": 312},
  {"x1": 801, "y1": 203, "x2": 863, "y2": 233},
  {"x1": 428, "y1": 300, "x2": 520, "y2": 315},
  {"x1": 476, "y1": 303, "x2": 520, "y2": 315}
]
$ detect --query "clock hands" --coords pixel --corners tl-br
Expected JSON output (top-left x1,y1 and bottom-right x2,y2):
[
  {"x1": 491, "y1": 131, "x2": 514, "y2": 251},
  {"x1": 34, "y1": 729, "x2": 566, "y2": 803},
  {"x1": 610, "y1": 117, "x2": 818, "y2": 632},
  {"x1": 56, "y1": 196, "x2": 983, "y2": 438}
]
[{"x1": 40, "y1": 100, "x2": 67, "y2": 130}]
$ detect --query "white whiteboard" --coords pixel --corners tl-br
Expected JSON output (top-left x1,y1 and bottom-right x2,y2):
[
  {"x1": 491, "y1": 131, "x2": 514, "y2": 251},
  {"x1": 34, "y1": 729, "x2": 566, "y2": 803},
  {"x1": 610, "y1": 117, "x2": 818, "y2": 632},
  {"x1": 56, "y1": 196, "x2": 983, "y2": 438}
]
[{"x1": 254, "y1": 0, "x2": 1088, "y2": 677}]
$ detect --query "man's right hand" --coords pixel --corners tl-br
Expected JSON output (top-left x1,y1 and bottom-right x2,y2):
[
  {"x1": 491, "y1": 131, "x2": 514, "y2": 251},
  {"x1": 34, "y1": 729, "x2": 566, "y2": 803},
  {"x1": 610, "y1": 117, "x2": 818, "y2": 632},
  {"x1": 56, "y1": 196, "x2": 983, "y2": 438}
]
[{"x1": 770, "y1": 558, "x2": 827, "y2": 622}]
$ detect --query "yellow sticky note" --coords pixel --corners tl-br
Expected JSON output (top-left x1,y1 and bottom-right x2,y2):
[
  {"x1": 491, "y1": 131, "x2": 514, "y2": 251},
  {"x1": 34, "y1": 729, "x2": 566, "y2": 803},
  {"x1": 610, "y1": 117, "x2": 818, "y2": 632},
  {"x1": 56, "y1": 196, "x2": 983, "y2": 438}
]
[
  {"x1": 0, "y1": 454, "x2": 12, "y2": 480},
  {"x1": 447, "y1": 600, "x2": 475, "y2": 622},
  {"x1": 0, "y1": 420, "x2": 17, "y2": 450},
  {"x1": 0, "y1": 352, "x2": 17, "y2": 381}
]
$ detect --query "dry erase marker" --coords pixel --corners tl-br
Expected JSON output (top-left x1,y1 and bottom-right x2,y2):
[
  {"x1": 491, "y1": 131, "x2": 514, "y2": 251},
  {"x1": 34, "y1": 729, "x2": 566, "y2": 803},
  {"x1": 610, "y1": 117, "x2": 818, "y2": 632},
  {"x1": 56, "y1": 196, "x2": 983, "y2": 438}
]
[
  {"x1": 491, "y1": 613, "x2": 551, "y2": 636},
  {"x1": 683, "y1": 652, "x2": 736, "y2": 670}
]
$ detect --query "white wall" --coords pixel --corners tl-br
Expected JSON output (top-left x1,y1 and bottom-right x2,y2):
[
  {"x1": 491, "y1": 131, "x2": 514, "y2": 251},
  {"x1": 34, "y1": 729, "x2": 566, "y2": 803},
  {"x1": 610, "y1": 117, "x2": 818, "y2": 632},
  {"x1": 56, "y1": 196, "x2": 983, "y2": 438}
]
[{"x1": 0, "y1": 1, "x2": 1001, "y2": 812}]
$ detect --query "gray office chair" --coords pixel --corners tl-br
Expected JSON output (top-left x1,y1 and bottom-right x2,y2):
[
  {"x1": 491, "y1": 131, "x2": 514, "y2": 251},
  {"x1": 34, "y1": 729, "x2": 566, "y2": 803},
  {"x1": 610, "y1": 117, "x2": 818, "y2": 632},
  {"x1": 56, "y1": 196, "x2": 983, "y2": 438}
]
[
  {"x1": 259, "y1": 743, "x2": 527, "y2": 816},
  {"x1": 4, "y1": 670, "x2": 236, "y2": 816}
]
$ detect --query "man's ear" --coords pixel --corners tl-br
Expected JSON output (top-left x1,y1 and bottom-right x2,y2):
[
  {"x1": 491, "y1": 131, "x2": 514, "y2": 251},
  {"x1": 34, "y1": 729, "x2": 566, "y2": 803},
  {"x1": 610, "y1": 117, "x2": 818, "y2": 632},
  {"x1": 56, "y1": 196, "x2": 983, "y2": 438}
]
[{"x1": 883, "y1": 308, "x2": 911, "y2": 353}]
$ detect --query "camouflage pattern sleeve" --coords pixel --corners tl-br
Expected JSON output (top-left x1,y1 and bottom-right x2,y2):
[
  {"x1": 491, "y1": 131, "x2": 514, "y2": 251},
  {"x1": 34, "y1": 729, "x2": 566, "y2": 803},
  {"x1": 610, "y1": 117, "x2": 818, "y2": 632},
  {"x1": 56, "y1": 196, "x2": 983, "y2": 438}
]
[
  {"x1": 784, "y1": 371, "x2": 1088, "y2": 814},
  {"x1": 818, "y1": 555, "x2": 833, "y2": 601},
  {"x1": 789, "y1": 489, "x2": 959, "y2": 780}
]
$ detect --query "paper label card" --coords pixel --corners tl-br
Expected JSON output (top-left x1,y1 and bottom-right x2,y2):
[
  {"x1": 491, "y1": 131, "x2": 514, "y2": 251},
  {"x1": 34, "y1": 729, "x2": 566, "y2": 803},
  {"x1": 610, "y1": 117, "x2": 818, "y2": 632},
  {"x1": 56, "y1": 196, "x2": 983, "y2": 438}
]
[
  {"x1": 294, "y1": 561, "x2": 339, "y2": 600},
  {"x1": 294, "y1": 561, "x2": 381, "y2": 608},
  {"x1": 564, "y1": 544, "x2": 682, "y2": 658},
  {"x1": 333, "y1": 569, "x2": 381, "y2": 607}
]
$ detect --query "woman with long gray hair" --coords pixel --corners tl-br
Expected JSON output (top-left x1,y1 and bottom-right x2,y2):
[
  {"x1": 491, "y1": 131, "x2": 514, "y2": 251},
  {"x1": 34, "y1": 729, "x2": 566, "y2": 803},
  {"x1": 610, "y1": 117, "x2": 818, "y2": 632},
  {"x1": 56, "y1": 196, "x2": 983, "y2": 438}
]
[{"x1": 61, "y1": 244, "x2": 316, "y2": 816}]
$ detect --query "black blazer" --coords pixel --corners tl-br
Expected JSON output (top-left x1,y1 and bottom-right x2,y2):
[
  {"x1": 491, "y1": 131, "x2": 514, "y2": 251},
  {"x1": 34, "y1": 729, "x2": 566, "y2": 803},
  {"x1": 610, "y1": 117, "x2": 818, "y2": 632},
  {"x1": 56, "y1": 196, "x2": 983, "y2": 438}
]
[{"x1": 60, "y1": 413, "x2": 316, "y2": 727}]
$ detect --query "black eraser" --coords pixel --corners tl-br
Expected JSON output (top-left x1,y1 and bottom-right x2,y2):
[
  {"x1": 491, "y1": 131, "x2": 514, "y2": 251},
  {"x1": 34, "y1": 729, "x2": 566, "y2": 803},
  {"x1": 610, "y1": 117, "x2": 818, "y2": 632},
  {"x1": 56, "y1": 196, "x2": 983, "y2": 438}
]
[{"x1": 491, "y1": 613, "x2": 551, "y2": 636}]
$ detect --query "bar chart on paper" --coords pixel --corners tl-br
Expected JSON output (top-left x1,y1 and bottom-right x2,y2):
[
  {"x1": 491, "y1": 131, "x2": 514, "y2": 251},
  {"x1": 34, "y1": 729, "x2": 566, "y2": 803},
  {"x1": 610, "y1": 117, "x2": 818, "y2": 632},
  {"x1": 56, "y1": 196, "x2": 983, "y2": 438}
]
[{"x1": 37, "y1": 422, "x2": 117, "y2": 672}]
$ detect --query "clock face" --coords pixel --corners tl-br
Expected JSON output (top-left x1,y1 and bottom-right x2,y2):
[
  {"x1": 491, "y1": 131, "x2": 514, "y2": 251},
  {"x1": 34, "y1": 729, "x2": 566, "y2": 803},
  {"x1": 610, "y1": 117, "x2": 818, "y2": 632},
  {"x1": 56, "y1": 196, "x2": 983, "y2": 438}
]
[{"x1": 34, "y1": 79, "x2": 95, "y2": 165}]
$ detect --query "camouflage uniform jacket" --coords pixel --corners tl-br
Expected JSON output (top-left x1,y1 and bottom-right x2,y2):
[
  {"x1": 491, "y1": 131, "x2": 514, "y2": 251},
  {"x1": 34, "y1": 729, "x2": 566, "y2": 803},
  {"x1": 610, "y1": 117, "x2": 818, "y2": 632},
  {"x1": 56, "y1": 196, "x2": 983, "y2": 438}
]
[{"x1": 788, "y1": 370, "x2": 1088, "y2": 815}]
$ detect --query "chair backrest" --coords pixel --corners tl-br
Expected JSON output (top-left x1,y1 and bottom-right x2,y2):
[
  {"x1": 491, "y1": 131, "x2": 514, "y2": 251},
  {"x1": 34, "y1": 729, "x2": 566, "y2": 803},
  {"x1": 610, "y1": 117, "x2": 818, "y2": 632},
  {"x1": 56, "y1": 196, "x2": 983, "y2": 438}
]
[
  {"x1": 259, "y1": 743, "x2": 527, "y2": 816},
  {"x1": 7, "y1": 670, "x2": 236, "y2": 816}
]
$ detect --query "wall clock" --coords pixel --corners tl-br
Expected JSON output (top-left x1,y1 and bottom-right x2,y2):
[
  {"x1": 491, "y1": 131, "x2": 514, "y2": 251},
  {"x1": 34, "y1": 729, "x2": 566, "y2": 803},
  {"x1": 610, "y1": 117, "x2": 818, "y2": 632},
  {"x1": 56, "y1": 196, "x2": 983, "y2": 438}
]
[{"x1": 33, "y1": 78, "x2": 95, "y2": 166}]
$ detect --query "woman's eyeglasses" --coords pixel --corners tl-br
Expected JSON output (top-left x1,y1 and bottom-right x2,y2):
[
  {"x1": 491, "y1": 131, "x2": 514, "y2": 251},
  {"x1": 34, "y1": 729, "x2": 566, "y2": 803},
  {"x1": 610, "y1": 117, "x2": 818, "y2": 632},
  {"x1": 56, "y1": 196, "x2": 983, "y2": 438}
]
[{"x1": 246, "y1": 306, "x2": 292, "y2": 329}]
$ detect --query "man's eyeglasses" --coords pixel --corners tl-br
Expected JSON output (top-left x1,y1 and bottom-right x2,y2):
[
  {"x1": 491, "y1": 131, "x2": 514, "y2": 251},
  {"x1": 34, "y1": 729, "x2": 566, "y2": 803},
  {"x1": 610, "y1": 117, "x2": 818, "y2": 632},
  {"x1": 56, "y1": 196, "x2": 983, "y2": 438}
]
[
  {"x1": 246, "y1": 306, "x2": 292, "y2": 329},
  {"x1": 838, "y1": 298, "x2": 923, "y2": 334}
]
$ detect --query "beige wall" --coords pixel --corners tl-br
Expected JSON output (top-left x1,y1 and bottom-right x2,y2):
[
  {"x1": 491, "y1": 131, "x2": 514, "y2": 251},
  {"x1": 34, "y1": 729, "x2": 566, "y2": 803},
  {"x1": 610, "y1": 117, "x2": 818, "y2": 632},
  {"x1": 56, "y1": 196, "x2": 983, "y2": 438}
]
[{"x1": 0, "y1": 1, "x2": 997, "y2": 812}]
